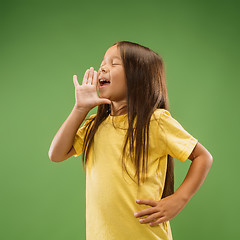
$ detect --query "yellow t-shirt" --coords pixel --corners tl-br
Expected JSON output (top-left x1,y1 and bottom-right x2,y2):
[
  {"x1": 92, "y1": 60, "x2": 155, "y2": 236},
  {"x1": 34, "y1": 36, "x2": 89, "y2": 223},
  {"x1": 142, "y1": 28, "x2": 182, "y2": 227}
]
[{"x1": 73, "y1": 108, "x2": 198, "y2": 240}]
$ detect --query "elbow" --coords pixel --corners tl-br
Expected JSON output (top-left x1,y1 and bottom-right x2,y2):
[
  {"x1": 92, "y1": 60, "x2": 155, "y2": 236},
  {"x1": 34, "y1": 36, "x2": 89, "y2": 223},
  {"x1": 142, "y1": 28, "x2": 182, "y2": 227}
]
[
  {"x1": 48, "y1": 145, "x2": 55, "y2": 162},
  {"x1": 48, "y1": 150, "x2": 55, "y2": 162},
  {"x1": 48, "y1": 150, "x2": 61, "y2": 163},
  {"x1": 210, "y1": 155, "x2": 213, "y2": 166},
  {"x1": 207, "y1": 153, "x2": 213, "y2": 169}
]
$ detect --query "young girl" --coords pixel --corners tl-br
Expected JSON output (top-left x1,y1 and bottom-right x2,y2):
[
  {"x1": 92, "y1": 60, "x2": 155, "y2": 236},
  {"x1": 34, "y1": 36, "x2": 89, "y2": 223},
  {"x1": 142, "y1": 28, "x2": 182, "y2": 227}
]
[{"x1": 48, "y1": 41, "x2": 213, "y2": 240}]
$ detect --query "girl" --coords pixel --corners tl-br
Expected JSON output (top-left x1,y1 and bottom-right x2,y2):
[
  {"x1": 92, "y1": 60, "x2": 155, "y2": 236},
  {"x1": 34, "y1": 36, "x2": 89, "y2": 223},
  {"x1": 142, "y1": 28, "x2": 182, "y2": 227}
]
[{"x1": 48, "y1": 41, "x2": 213, "y2": 240}]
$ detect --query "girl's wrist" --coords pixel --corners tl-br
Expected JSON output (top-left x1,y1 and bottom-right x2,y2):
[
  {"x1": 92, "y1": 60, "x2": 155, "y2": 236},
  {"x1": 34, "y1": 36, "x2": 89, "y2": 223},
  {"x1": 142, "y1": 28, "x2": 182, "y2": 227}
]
[
  {"x1": 173, "y1": 190, "x2": 191, "y2": 205},
  {"x1": 73, "y1": 105, "x2": 91, "y2": 114}
]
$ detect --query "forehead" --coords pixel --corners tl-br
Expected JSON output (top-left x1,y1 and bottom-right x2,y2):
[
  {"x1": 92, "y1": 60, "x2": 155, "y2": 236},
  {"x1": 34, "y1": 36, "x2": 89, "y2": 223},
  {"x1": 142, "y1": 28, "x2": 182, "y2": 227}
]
[{"x1": 102, "y1": 45, "x2": 121, "y2": 61}]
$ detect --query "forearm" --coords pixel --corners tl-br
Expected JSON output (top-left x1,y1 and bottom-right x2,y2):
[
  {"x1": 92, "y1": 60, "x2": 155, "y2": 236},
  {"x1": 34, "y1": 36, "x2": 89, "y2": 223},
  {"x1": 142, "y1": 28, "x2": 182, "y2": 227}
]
[
  {"x1": 174, "y1": 154, "x2": 213, "y2": 203},
  {"x1": 48, "y1": 105, "x2": 90, "y2": 162}
]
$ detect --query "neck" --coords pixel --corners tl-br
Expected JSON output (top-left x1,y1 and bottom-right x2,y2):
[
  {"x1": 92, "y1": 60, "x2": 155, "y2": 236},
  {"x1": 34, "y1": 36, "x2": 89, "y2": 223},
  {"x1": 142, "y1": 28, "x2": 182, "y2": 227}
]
[{"x1": 110, "y1": 101, "x2": 128, "y2": 116}]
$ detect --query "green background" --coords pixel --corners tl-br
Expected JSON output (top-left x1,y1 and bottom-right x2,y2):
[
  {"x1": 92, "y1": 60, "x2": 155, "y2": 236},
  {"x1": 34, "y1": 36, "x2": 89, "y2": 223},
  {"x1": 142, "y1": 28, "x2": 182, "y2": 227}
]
[{"x1": 1, "y1": 0, "x2": 239, "y2": 239}]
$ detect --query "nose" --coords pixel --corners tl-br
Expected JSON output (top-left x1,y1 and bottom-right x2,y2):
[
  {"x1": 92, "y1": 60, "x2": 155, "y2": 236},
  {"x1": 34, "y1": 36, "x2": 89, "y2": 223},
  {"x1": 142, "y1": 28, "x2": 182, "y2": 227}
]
[
  {"x1": 99, "y1": 65, "x2": 108, "y2": 73},
  {"x1": 98, "y1": 67, "x2": 105, "y2": 79}
]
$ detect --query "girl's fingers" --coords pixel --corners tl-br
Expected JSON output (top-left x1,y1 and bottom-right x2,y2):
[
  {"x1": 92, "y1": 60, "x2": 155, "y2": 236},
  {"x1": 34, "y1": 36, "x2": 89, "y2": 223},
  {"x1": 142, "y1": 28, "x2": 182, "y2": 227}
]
[
  {"x1": 73, "y1": 75, "x2": 79, "y2": 87},
  {"x1": 81, "y1": 67, "x2": 95, "y2": 85},
  {"x1": 93, "y1": 70, "x2": 97, "y2": 85},
  {"x1": 82, "y1": 69, "x2": 90, "y2": 85},
  {"x1": 87, "y1": 67, "x2": 94, "y2": 84}
]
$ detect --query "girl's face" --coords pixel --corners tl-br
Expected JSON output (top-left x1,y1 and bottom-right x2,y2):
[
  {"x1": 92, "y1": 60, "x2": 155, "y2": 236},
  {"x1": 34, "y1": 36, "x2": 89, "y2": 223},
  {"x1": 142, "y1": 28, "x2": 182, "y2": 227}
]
[{"x1": 97, "y1": 45, "x2": 127, "y2": 102}]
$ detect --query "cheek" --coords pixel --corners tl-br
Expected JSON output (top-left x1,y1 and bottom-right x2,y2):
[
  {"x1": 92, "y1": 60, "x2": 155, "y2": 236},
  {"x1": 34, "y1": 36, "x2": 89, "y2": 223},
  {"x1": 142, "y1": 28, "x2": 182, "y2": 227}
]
[
  {"x1": 111, "y1": 69, "x2": 127, "y2": 90},
  {"x1": 114, "y1": 80, "x2": 127, "y2": 96}
]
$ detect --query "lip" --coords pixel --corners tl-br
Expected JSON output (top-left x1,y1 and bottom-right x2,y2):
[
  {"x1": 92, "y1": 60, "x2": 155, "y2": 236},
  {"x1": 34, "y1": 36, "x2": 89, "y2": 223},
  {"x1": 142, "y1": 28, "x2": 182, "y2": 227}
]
[
  {"x1": 98, "y1": 74, "x2": 110, "y2": 81},
  {"x1": 98, "y1": 76, "x2": 111, "y2": 89},
  {"x1": 98, "y1": 82, "x2": 111, "y2": 89}
]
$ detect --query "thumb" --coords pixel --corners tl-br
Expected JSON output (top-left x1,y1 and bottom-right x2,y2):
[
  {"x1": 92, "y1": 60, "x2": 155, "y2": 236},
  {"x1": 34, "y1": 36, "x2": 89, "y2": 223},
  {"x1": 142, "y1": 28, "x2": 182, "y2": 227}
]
[{"x1": 98, "y1": 98, "x2": 111, "y2": 105}]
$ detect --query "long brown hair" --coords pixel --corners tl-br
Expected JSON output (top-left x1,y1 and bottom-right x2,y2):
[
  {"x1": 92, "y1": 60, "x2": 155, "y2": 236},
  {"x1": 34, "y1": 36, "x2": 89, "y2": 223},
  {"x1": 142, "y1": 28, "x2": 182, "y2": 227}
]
[{"x1": 81, "y1": 41, "x2": 174, "y2": 199}]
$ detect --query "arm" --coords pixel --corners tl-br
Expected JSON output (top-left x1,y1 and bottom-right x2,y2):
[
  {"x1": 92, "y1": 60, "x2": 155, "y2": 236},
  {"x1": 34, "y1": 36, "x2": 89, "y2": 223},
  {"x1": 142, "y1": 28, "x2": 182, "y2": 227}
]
[
  {"x1": 174, "y1": 141, "x2": 213, "y2": 203},
  {"x1": 48, "y1": 69, "x2": 111, "y2": 162},
  {"x1": 48, "y1": 106, "x2": 90, "y2": 162},
  {"x1": 134, "y1": 141, "x2": 213, "y2": 226}
]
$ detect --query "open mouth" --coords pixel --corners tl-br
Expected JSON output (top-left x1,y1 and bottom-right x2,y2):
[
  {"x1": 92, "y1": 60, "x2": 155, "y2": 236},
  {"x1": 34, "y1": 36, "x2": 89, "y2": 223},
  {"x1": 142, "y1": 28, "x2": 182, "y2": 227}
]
[{"x1": 99, "y1": 79, "x2": 111, "y2": 87}]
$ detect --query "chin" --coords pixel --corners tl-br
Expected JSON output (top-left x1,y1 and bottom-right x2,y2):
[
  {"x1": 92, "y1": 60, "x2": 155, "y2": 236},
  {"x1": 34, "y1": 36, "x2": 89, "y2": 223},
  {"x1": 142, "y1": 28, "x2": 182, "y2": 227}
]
[{"x1": 99, "y1": 92, "x2": 111, "y2": 100}]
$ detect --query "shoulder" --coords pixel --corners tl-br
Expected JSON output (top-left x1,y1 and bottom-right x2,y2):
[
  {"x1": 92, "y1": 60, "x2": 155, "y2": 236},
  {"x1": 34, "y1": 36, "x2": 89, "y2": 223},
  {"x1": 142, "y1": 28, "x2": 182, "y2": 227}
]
[
  {"x1": 86, "y1": 113, "x2": 97, "y2": 124},
  {"x1": 88, "y1": 113, "x2": 97, "y2": 120},
  {"x1": 79, "y1": 113, "x2": 97, "y2": 130},
  {"x1": 84, "y1": 113, "x2": 97, "y2": 123},
  {"x1": 150, "y1": 108, "x2": 172, "y2": 122}
]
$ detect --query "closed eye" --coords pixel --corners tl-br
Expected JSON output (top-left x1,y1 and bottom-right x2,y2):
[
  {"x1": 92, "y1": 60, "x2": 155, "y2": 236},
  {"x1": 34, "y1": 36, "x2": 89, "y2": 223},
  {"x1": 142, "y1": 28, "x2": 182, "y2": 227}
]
[{"x1": 100, "y1": 63, "x2": 120, "y2": 67}]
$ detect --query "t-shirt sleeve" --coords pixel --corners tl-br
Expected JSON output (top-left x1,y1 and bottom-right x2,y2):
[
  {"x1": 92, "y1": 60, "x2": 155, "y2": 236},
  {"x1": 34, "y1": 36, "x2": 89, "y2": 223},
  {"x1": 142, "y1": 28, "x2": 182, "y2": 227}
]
[
  {"x1": 72, "y1": 113, "x2": 96, "y2": 157},
  {"x1": 160, "y1": 109, "x2": 198, "y2": 162}
]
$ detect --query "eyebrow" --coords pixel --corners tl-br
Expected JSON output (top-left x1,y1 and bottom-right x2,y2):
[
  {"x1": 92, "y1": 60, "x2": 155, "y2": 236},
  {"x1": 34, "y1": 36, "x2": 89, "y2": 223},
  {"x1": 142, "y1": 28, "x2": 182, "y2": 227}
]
[{"x1": 102, "y1": 56, "x2": 121, "y2": 61}]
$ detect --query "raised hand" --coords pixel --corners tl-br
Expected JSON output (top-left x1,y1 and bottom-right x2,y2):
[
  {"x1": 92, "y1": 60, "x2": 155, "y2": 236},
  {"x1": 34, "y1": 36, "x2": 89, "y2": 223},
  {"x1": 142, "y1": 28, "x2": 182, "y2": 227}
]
[{"x1": 73, "y1": 67, "x2": 111, "y2": 111}]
